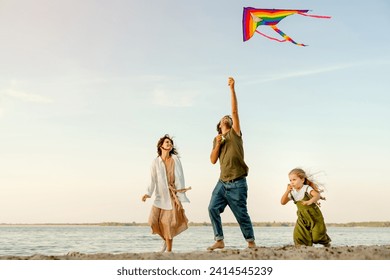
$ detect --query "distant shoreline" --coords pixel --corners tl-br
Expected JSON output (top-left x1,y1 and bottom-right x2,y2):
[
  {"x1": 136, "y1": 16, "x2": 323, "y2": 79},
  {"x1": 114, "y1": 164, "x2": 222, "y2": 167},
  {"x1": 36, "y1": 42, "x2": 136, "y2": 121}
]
[{"x1": 1, "y1": 221, "x2": 390, "y2": 227}]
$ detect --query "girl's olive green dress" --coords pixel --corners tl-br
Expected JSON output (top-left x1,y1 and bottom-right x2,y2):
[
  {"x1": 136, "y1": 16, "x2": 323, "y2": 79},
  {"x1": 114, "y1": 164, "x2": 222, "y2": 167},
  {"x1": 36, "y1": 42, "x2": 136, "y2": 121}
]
[{"x1": 290, "y1": 186, "x2": 331, "y2": 246}]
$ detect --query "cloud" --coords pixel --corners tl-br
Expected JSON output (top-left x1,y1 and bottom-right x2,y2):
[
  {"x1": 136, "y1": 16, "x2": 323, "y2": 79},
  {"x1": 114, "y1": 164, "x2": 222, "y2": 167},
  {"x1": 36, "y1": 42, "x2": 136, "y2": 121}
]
[
  {"x1": 252, "y1": 64, "x2": 355, "y2": 84},
  {"x1": 247, "y1": 60, "x2": 390, "y2": 84},
  {"x1": 152, "y1": 89, "x2": 196, "y2": 107},
  {"x1": 4, "y1": 89, "x2": 53, "y2": 104}
]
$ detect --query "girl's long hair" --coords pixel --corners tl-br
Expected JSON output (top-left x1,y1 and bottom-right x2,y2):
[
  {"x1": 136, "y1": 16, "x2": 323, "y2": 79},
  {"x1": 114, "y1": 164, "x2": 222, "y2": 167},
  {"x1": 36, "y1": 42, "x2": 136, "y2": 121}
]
[{"x1": 289, "y1": 168, "x2": 326, "y2": 204}]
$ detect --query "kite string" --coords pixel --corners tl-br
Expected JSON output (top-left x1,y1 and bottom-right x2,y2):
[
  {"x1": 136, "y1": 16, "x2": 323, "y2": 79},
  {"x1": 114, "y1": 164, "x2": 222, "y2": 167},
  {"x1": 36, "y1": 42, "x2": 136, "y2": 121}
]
[{"x1": 298, "y1": 12, "x2": 331, "y2": 19}]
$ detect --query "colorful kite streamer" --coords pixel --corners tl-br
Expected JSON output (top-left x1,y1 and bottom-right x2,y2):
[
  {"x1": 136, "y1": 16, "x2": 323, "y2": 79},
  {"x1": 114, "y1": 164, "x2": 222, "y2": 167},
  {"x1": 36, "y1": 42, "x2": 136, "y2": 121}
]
[{"x1": 243, "y1": 8, "x2": 331, "y2": 46}]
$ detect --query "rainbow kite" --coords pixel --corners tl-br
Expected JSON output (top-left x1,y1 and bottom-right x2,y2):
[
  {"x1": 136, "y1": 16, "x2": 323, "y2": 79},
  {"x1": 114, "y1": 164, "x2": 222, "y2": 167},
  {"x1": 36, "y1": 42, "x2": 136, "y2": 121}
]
[{"x1": 243, "y1": 8, "x2": 331, "y2": 46}]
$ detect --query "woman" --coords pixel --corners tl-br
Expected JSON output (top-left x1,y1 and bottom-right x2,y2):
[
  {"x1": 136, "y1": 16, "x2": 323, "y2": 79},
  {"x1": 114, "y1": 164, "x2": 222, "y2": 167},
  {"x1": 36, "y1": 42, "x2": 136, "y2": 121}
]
[{"x1": 142, "y1": 134, "x2": 190, "y2": 252}]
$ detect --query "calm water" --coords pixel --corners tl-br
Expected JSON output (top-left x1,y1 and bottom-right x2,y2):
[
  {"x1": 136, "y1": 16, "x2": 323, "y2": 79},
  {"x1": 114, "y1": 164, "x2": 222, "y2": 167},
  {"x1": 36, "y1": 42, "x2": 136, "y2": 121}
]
[{"x1": 0, "y1": 226, "x2": 389, "y2": 256}]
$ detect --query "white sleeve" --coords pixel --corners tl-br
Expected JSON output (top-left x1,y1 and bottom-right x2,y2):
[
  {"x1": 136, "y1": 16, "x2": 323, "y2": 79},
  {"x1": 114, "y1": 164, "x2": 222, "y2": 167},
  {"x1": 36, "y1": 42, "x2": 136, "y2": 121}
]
[
  {"x1": 174, "y1": 157, "x2": 185, "y2": 190},
  {"x1": 146, "y1": 160, "x2": 157, "y2": 197},
  {"x1": 306, "y1": 186, "x2": 314, "y2": 193}
]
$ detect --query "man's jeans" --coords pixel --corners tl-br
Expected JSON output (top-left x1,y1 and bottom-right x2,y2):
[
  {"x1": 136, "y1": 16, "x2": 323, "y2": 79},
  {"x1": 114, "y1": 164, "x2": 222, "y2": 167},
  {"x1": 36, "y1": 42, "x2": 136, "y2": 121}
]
[{"x1": 208, "y1": 177, "x2": 255, "y2": 242}]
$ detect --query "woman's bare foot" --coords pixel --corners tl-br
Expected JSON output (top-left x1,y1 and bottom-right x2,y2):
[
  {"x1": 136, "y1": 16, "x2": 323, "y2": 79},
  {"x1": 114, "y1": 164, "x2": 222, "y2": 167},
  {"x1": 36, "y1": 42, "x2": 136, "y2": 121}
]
[
  {"x1": 160, "y1": 241, "x2": 167, "y2": 253},
  {"x1": 166, "y1": 239, "x2": 173, "y2": 252},
  {"x1": 207, "y1": 240, "x2": 225, "y2": 251}
]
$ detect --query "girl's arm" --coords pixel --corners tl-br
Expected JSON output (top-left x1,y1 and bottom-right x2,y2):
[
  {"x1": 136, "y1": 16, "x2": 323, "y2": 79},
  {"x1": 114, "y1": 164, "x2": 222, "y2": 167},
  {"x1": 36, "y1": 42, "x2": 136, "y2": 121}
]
[
  {"x1": 281, "y1": 184, "x2": 293, "y2": 205},
  {"x1": 302, "y1": 189, "x2": 320, "y2": 206}
]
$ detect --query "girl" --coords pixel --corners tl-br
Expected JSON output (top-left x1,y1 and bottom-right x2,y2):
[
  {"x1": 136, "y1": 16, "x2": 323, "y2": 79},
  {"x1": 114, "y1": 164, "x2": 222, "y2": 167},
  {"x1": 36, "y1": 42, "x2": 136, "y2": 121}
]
[
  {"x1": 281, "y1": 168, "x2": 331, "y2": 247},
  {"x1": 142, "y1": 134, "x2": 190, "y2": 252}
]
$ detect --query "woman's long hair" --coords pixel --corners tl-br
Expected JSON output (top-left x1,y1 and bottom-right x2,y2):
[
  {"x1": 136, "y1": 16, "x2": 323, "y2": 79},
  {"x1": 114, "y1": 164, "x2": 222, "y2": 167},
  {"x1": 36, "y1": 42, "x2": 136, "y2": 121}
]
[{"x1": 156, "y1": 134, "x2": 178, "y2": 157}]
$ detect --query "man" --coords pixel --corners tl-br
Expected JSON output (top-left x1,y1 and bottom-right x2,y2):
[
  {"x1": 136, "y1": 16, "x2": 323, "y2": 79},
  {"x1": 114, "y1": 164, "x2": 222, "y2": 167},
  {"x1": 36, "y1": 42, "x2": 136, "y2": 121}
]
[{"x1": 207, "y1": 77, "x2": 256, "y2": 250}]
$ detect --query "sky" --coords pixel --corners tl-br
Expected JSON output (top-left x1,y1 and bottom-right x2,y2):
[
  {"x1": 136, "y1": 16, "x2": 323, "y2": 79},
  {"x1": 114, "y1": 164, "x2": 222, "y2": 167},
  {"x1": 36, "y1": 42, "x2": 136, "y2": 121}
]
[{"x1": 1, "y1": 0, "x2": 389, "y2": 224}]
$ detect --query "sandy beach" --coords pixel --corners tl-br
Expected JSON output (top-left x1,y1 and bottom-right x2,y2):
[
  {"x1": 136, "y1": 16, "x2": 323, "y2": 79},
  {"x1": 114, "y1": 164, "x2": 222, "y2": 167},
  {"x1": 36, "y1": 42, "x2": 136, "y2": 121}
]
[{"x1": 2, "y1": 245, "x2": 389, "y2": 260}]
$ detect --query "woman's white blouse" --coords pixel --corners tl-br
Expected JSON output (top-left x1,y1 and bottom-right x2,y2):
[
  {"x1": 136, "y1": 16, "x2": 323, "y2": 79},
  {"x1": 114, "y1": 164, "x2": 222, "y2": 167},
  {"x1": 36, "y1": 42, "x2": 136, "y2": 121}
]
[{"x1": 146, "y1": 154, "x2": 190, "y2": 210}]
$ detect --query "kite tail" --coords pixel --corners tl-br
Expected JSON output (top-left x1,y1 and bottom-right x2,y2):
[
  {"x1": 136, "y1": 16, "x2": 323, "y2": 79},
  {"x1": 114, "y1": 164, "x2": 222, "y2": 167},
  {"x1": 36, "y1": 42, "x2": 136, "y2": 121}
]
[
  {"x1": 271, "y1": 25, "x2": 307, "y2": 47},
  {"x1": 255, "y1": 30, "x2": 286, "y2": 43},
  {"x1": 297, "y1": 12, "x2": 331, "y2": 19}
]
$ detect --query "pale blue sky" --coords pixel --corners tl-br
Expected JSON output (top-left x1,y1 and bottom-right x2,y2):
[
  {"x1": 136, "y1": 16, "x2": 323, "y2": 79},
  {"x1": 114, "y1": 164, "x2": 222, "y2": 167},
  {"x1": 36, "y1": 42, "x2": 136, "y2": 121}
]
[{"x1": 1, "y1": 0, "x2": 389, "y2": 224}]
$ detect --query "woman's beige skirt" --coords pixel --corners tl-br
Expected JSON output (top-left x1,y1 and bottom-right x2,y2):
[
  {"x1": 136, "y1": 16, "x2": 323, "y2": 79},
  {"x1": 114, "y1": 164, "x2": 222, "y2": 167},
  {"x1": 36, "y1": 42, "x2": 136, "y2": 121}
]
[{"x1": 148, "y1": 192, "x2": 188, "y2": 240}]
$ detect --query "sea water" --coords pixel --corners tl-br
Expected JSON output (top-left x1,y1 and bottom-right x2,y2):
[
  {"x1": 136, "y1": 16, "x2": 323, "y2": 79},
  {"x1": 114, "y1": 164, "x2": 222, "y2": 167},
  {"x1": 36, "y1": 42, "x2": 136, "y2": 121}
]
[{"x1": 0, "y1": 226, "x2": 389, "y2": 256}]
